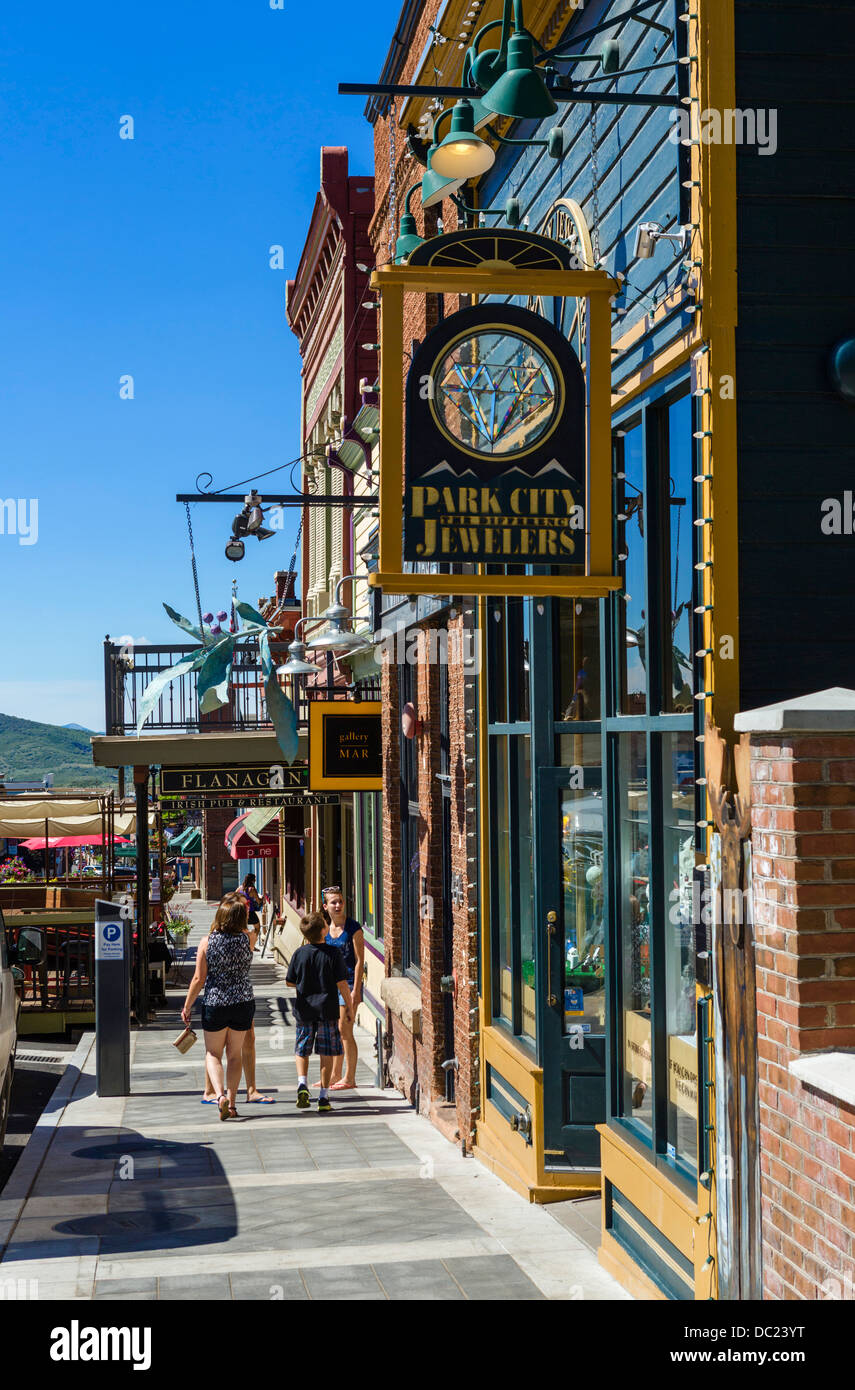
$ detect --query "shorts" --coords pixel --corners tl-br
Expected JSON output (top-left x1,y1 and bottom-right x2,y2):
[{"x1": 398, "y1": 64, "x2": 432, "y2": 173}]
[
  {"x1": 294, "y1": 1020, "x2": 343, "y2": 1058},
  {"x1": 247, "y1": 911, "x2": 260, "y2": 926},
  {"x1": 201, "y1": 999, "x2": 255, "y2": 1032}
]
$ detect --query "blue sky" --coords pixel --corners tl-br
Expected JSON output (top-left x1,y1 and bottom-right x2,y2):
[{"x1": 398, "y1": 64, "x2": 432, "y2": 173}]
[{"x1": 0, "y1": 0, "x2": 398, "y2": 731}]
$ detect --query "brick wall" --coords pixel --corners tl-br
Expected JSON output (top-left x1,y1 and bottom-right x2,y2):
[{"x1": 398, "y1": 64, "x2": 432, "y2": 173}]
[
  {"x1": 750, "y1": 732, "x2": 855, "y2": 1298},
  {"x1": 370, "y1": 12, "x2": 480, "y2": 1146},
  {"x1": 380, "y1": 619, "x2": 481, "y2": 1148}
]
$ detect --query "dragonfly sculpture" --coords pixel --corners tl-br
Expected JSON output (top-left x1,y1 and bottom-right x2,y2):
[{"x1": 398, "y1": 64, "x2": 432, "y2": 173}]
[{"x1": 135, "y1": 600, "x2": 298, "y2": 763}]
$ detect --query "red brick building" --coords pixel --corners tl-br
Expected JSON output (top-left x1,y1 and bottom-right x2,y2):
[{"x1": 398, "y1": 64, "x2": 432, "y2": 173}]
[
  {"x1": 367, "y1": 4, "x2": 480, "y2": 1150},
  {"x1": 737, "y1": 691, "x2": 855, "y2": 1299}
]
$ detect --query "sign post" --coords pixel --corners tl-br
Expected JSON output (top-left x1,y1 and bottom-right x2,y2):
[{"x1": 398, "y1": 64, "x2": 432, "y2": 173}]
[{"x1": 95, "y1": 899, "x2": 130, "y2": 1097}]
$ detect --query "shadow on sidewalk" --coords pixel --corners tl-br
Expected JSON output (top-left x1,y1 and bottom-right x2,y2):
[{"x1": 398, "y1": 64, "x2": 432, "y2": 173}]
[{"x1": 5, "y1": 1127, "x2": 238, "y2": 1263}]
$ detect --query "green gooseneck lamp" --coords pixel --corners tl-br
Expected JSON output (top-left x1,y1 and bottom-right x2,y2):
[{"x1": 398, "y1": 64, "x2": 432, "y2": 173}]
[
  {"x1": 395, "y1": 182, "x2": 426, "y2": 263},
  {"x1": 480, "y1": 0, "x2": 558, "y2": 120}
]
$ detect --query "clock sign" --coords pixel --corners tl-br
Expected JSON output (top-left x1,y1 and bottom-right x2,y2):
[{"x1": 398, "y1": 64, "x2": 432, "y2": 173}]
[{"x1": 404, "y1": 302, "x2": 586, "y2": 566}]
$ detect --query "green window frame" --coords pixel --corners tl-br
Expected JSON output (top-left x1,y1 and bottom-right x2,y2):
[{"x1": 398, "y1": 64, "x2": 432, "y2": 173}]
[{"x1": 605, "y1": 373, "x2": 703, "y2": 1191}]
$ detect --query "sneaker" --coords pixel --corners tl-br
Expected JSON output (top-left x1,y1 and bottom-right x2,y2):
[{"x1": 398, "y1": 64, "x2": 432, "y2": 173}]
[
  {"x1": 317, "y1": 1096, "x2": 332, "y2": 1113},
  {"x1": 296, "y1": 1085, "x2": 311, "y2": 1109}
]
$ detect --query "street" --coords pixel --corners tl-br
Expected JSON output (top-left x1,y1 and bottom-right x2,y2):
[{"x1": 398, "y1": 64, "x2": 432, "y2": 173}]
[{"x1": 0, "y1": 900, "x2": 625, "y2": 1301}]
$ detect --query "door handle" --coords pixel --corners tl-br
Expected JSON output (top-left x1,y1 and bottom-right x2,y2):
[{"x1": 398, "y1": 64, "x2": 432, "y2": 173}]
[{"x1": 546, "y1": 910, "x2": 559, "y2": 1007}]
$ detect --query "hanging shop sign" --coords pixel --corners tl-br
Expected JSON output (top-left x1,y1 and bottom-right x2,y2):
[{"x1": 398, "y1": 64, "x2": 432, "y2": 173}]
[
  {"x1": 159, "y1": 764, "x2": 309, "y2": 796},
  {"x1": 234, "y1": 843, "x2": 278, "y2": 860},
  {"x1": 368, "y1": 251, "x2": 621, "y2": 599},
  {"x1": 160, "y1": 793, "x2": 338, "y2": 811},
  {"x1": 404, "y1": 303, "x2": 586, "y2": 566},
  {"x1": 308, "y1": 702, "x2": 383, "y2": 791}
]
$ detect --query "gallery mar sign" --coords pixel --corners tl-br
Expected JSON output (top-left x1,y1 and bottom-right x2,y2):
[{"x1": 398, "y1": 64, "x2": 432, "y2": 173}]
[
  {"x1": 404, "y1": 303, "x2": 586, "y2": 566},
  {"x1": 308, "y1": 702, "x2": 382, "y2": 791}
]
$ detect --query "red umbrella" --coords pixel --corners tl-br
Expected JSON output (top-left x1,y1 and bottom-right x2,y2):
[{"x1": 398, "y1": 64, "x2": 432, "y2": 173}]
[{"x1": 19, "y1": 834, "x2": 132, "y2": 850}]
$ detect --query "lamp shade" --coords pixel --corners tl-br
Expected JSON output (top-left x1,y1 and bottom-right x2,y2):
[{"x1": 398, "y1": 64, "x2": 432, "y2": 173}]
[
  {"x1": 481, "y1": 31, "x2": 558, "y2": 119},
  {"x1": 276, "y1": 641, "x2": 317, "y2": 676},
  {"x1": 306, "y1": 625, "x2": 371, "y2": 655},
  {"x1": 421, "y1": 146, "x2": 466, "y2": 209},
  {"x1": 395, "y1": 213, "x2": 425, "y2": 264},
  {"x1": 430, "y1": 100, "x2": 496, "y2": 180}
]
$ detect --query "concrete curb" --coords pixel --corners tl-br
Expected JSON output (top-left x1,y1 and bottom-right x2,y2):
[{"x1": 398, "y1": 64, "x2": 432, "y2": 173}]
[{"x1": 0, "y1": 1031, "x2": 95, "y2": 1257}]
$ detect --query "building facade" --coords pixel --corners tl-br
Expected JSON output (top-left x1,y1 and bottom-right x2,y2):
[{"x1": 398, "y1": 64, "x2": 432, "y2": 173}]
[{"x1": 355, "y1": 0, "x2": 855, "y2": 1301}]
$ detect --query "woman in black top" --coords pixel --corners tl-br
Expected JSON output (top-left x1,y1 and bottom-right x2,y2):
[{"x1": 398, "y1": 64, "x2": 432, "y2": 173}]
[
  {"x1": 240, "y1": 873, "x2": 262, "y2": 926},
  {"x1": 183, "y1": 893, "x2": 257, "y2": 1120}
]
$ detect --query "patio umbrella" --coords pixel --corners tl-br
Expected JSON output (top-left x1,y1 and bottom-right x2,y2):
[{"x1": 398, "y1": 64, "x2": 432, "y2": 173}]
[{"x1": 18, "y1": 834, "x2": 132, "y2": 849}]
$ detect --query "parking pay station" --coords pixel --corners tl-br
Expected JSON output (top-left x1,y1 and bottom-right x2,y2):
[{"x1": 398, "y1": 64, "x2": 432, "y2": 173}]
[{"x1": 95, "y1": 899, "x2": 130, "y2": 1096}]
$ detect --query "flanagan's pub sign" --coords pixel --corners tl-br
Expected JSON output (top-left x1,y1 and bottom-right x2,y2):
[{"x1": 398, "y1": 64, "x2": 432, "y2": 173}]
[
  {"x1": 404, "y1": 303, "x2": 585, "y2": 566},
  {"x1": 160, "y1": 764, "x2": 309, "y2": 796}
]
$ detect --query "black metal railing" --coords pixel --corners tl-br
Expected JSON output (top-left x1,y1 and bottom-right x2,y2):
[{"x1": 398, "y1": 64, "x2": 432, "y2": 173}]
[{"x1": 104, "y1": 641, "x2": 382, "y2": 736}]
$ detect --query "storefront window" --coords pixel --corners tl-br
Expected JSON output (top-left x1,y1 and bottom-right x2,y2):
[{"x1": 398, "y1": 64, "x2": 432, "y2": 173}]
[
  {"x1": 616, "y1": 423, "x2": 646, "y2": 715},
  {"x1": 663, "y1": 732, "x2": 698, "y2": 1168},
  {"x1": 356, "y1": 793, "x2": 382, "y2": 939},
  {"x1": 487, "y1": 597, "x2": 530, "y2": 723},
  {"x1": 489, "y1": 733, "x2": 533, "y2": 1036},
  {"x1": 517, "y1": 736, "x2": 534, "y2": 1042},
  {"x1": 617, "y1": 732, "x2": 652, "y2": 1135},
  {"x1": 555, "y1": 599, "x2": 601, "y2": 721},
  {"x1": 665, "y1": 395, "x2": 694, "y2": 713},
  {"x1": 557, "y1": 741, "x2": 605, "y2": 1036},
  {"x1": 492, "y1": 734, "x2": 512, "y2": 1025},
  {"x1": 607, "y1": 380, "x2": 699, "y2": 1181}
]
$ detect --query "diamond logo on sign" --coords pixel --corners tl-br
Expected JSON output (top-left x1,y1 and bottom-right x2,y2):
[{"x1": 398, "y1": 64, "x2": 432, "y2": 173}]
[{"x1": 434, "y1": 333, "x2": 558, "y2": 456}]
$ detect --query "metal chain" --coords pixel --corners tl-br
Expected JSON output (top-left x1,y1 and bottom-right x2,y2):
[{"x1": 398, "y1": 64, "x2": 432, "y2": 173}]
[
  {"x1": 590, "y1": 105, "x2": 601, "y2": 266},
  {"x1": 388, "y1": 97, "x2": 398, "y2": 265},
  {"x1": 287, "y1": 512, "x2": 304, "y2": 585},
  {"x1": 185, "y1": 502, "x2": 207, "y2": 643}
]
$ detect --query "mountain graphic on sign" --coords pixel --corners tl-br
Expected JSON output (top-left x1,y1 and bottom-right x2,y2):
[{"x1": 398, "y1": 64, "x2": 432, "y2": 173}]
[{"x1": 416, "y1": 458, "x2": 577, "y2": 485}]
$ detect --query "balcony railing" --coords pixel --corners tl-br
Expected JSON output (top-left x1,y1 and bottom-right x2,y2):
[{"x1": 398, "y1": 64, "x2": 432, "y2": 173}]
[{"x1": 103, "y1": 641, "x2": 380, "y2": 737}]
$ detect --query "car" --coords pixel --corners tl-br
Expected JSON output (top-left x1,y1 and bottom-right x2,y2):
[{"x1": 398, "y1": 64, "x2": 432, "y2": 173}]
[{"x1": 0, "y1": 907, "x2": 46, "y2": 1150}]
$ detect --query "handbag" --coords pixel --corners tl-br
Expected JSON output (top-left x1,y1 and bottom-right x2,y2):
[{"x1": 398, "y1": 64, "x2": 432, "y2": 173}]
[{"x1": 173, "y1": 1025, "x2": 197, "y2": 1054}]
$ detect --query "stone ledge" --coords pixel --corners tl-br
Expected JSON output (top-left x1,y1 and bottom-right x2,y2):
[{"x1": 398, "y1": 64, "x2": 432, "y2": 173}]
[
  {"x1": 381, "y1": 976, "x2": 422, "y2": 1037},
  {"x1": 734, "y1": 686, "x2": 855, "y2": 734},
  {"x1": 789, "y1": 1050, "x2": 855, "y2": 1109}
]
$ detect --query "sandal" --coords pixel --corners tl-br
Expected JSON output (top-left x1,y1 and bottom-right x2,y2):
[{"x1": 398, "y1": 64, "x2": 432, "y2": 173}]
[
  {"x1": 218, "y1": 1094, "x2": 230, "y2": 1122},
  {"x1": 228, "y1": 1106, "x2": 239, "y2": 1119}
]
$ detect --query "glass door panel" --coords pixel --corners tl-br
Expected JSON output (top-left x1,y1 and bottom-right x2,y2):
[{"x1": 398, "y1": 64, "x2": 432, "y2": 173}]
[
  {"x1": 616, "y1": 732, "x2": 652, "y2": 1135},
  {"x1": 539, "y1": 761, "x2": 606, "y2": 1169},
  {"x1": 663, "y1": 731, "x2": 698, "y2": 1170}
]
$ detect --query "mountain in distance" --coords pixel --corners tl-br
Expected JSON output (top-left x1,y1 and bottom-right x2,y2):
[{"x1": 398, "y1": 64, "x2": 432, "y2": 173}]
[
  {"x1": 63, "y1": 722, "x2": 98, "y2": 733},
  {"x1": 0, "y1": 713, "x2": 116, "y2": 789}
]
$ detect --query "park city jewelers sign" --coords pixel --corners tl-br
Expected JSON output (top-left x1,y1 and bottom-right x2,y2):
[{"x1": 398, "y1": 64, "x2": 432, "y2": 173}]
[
  {"x1": 308, "y1": 702, "x2": 382, "y2": 791},
  {"x1": 404, "y1": 303, "x2": 586, "y2": 566},
  {"x1": 159, "y1": 764, "x2": 309, "y2": 796}
]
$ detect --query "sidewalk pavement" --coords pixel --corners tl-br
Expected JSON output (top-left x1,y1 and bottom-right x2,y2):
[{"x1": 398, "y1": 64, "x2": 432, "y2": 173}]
[{"x1": 0, "y1": 901, "x2": 628, "y2": 1301}]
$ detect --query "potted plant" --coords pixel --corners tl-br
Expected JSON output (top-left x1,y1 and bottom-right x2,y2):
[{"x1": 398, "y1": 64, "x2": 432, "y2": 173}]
[{"x1": 168, "y1": 911, "x2": 192, "y2": 946}]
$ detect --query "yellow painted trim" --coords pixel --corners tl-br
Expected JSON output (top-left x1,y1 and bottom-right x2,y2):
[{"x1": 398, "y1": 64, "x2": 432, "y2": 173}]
[
  {"x1": 588, "y1": 289, "x2": 613, "y2": 576},
  {"x1": 698, "y1": 0, "x2": 740, "y2": 738},
  {"x1": 599, "y1": 1123, "x2": 719, "y2": 1300},
  {"x1": 374, "y1": 261, "x2": 617, "y2": 588},
  {"x1": 377, "y1": 281, "x2": 403, "y2": 579},
  {"x1": 612, "y1": 338, "x2": 698, "y2": 412},
  {"x1": 307, "y1": 701, "x2": 383, "y2": 792},
  {"x1": 370, "y1": 573, "x2": 621, "y2": 597},
  {"x1": 599, "y1": 1231, "x2": 668, "y2": 1301},
  {"x1": 18, "y1": 1010, "x2": 95, "y2": 1035},
  {"x1": 373, "y1": 265, "x2": 618, "y2": 297}
]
